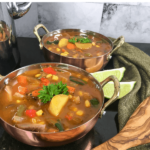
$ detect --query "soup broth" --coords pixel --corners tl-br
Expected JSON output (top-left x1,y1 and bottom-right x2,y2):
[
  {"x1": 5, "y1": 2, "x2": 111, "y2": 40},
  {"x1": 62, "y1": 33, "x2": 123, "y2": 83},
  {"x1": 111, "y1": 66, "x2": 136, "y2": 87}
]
[{"x1": 0, "y1": 66, "x2": 102, "y2": 133}]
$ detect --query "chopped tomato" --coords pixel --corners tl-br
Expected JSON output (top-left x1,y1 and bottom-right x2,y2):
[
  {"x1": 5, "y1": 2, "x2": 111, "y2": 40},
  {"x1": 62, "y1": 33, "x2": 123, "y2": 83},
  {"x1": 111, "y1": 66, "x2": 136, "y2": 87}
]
[
  {"x1": 67, "y1": 86, "x2": 75, "y2": 94},
  {"x1": 43, "y1": 67, "x2": 56, "y2": 74},
  {"x1": 17, "y1": 75, "x2": 27, "y2": 85},
  {"x1": 25, "y1": 109, "x2": 36, "y2": 118},
  {"x1": 18, "y1": 86, "x2": 27, "y2": 95},
  {"x1": 32, "y1": 88, "x2": 42, "y2": 97},
  {"x1": 65, "y1": 114, "x2": 72, "y2": 121}
]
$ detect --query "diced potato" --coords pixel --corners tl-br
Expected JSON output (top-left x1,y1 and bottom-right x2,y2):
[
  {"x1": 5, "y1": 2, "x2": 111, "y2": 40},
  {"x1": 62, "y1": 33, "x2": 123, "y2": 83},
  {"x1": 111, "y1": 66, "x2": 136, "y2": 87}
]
[
  {"x1": 36, "y1": 110, "x2": 43, "y2": 116},
  {"x1": 85, "y1": 100, "x2": 91, "y2": 107},
  {"x1": 64, "y1": 51, "x2": 69, "y2": 54},
  {"x1": 96, "y1": 45, "x2": 100, "y2": 47},
  {"x1": 73, "y1": 96, "x2": 80, "y2": 104},
  {"x1": 75, "y1": 43, "x2": 92, "y2": 49},
  {"x1": 49, "y1": 94, "x2": 69, "y2": 116},
  {"x1": 56, "y1": 48, "x2": 60, "y2": 52},
  {"x1": 92, "y1": 42, "x2": 95, "y2": 46},
  {"x1": 35, "y1": 74, "x2": 41, "y2": 78},
  {"x1": 60, "y1": 53, "x2": 68, "y2": 56},
  {"x1": 78, "y1": 91, "x2": 83, "y2": 96},
  {"x1": 82, "y1": 77, "x2": 89, "y2": 82},
  {"x1": 52, "y1": 75, "x2": 59, "y2": 81},
  {"x1": 76, "y1": 110, "x2": 84, "y2": 116},
  {"x1": 31, "y1": 118, "x2": 37, "y2": 124},
  {"x1": 46, "y1": 74, "x2": 52, "y2": 78},
  {"x1": 48, "y1": 47, "x2": 52, "y2": 50},
  {"x1": 59, "y1": 38, "x2": 68, "y2": 48}
]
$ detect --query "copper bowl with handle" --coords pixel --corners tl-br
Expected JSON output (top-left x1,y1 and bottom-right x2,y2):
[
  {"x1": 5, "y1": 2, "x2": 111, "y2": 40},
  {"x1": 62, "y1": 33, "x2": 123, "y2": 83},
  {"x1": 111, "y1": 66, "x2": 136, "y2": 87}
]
[
  {"x1": 34, "y1": 24, "x2": 124, "y2": 73},
  {"x1": 0, "y1": 62, "x2": 120, "y2": 147}
]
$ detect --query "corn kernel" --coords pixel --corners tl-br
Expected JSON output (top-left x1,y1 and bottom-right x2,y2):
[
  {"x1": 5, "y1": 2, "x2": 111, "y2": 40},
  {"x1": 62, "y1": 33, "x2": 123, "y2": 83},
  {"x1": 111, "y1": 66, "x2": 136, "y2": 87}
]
[
  {"x1": 72, "y1": 107, "x2": 78, "y2": 112},
  {"x1": 52, "y1": 75, "x2": 58, "y2": 81},
  {"x1": 35, "y1": 74, "x2": 41, "y2": 78},
  {"x1": 36, "y1": 110, "x2": 43, "y2": 116},
  {"x1": 61, "y1": 53, "x2": 68, "y2": 56},
  {"x1": 68, "y1": 95, "x2": 73, "y2": 99},
  {"x1": 92, "y1": 42, "x2": 95, "y2": 46},
  {"x1": 64, "y1": 51, "x2": 69, "y2": 54},
  {"x1": 32, "y1": 118, "x2": 37, "y2": 123},
  {"x1": 48, "y1": 47, "x2": 52, "y2": 50},
  {"x1": 56, "y1": 48, "x2": 60, "y2": 52},
  {"x1": 38, "y1": 121, "x2": 45, "y2": 125},
  {"x1": 46, "y1": 74, "x2": 52, "y2": 78},
  {"x1": 83, "y1": 77, "x2": 88, "y2": 82},
  {"x1": 96, "y1": 45, "x2": 100, "y2": 47},
  {"x1": 16, "y1": 100, "x2": 21, "y2": 103},
  {"x1": 76, "y1": 110, "x2": 84, "y2": 116},
  {"x1": 85, "y1": 100, "x2": 91, "y2": 107},
  {"x1": 78, "y1": 91, "x2": 83, "y2": 96}
]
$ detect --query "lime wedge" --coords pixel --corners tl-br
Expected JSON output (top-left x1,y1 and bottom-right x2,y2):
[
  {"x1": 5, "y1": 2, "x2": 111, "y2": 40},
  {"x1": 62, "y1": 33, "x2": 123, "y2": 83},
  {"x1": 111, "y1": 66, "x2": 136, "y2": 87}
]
[
  {"x1": 91, "y1": 67, "x2": 126, "y2": 82},
  {"x1": 103, "y1": 81, "x2": 136, "y2": 99}
]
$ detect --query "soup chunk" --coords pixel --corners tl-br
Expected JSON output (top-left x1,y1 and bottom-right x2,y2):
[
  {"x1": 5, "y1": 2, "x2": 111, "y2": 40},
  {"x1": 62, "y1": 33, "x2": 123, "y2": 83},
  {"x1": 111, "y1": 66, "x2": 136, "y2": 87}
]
[{"x1": 0, "y1": 66, "x2": 102, "y2": 132}]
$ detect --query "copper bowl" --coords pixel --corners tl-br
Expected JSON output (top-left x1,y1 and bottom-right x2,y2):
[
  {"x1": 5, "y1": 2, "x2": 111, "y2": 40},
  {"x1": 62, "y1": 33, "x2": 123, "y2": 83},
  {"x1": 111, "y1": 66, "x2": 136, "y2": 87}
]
[
  {"x1": 34, "y1": 24, "x2": 124, "y2": 73},
  {"x1": 0, "y1": 63, "x2": 120, "y2": 147}
]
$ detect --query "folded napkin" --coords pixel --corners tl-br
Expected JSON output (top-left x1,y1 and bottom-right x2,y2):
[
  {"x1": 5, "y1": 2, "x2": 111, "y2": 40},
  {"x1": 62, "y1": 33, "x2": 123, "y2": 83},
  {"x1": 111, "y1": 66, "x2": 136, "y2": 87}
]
[{"x1": 111, "y1": 39, "x2": 150, "y2": 150}]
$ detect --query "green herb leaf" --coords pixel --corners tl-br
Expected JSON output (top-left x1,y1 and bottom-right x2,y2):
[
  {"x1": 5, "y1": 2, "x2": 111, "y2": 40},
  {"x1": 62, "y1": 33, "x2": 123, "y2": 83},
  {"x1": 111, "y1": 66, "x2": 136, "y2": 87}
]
[
  {"x1": 38, "y1": 81, "x2": 69, "y2": 104},
  {"x1": 68, "y1": 37, "x2": 77, "y2": 44},
  {"x1": 46, "y1": 40, "x2": 59, "y2": 45},
  {"x1": 55, "y1": 120, "x2": 64, "y2": 131},
  {"x1": 69, "y1": 76, "x2": 87, "y2": 85},
  {"x1": 90, "y1": 98, "x2": 99, "y2": 107},
  {"x1": 68, "y1": 37, "x2": 91, "y2": 44}
]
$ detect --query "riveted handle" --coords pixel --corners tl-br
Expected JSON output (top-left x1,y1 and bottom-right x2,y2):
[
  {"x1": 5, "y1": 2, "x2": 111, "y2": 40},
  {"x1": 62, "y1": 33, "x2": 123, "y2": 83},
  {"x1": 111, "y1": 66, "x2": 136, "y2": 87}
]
[
  {"x1": 107, "y1": 36, "x2": 125, "y2": 60},
  {"x1": 33, "y1": 24, "x2": 49, "y2": 49},
  {"x1": 99, "y1": 75, "x2": 120, "y2": 118}
]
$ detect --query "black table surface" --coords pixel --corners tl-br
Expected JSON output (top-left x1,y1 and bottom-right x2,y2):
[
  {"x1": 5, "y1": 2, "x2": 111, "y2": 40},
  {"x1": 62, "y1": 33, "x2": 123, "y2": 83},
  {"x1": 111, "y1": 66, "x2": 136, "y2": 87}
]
[{"x1": 0, "y1": 38, "x2": 149, "y2": 150}]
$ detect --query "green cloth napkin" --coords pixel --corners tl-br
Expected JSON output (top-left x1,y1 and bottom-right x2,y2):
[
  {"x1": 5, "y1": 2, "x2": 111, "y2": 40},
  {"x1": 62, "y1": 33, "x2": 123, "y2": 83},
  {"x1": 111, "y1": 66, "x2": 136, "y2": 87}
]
[{"x1": 112, "y1": 40, "x2": 150, "y2": 150}]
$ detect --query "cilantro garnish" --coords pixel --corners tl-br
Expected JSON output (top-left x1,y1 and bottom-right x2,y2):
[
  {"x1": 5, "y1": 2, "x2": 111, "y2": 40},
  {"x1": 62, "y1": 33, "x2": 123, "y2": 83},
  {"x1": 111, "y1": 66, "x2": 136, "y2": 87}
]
[
  {"x1": 38, "y1": 81, "x2": 69, "y2": 104},
  {"x1": 68, "y1": 37, "x2": 91, "y2": 44}
]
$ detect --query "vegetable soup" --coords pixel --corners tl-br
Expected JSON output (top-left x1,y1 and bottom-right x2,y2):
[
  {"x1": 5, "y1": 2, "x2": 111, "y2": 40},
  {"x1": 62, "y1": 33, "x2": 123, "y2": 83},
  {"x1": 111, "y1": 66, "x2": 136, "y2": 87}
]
[
  {"x1": 43, "y1": 32, "x2": 111, "y2": 58},
  {"x1": 0, "y1": 66, "x2": 102, "y2": 133}
]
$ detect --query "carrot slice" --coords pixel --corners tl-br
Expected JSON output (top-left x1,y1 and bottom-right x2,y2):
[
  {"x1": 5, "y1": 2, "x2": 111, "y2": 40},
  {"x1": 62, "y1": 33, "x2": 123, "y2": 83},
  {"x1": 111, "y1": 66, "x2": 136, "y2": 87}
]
[
  {"x1": 67, "y1": 43, "x2": 76, "y2": 50},
  {"x1": 67, "y1": 86, "x2": 75, "y2": 94},
  {"x1": 32, "y1": 88, "x2": 42, "y2": 97},
  {"x1": 18, "y1": 86, "x2": 27, "y2": 95},
  {"x1": 62, "y1": 49, "x2": 66, "y2": 52},
  {"x1": 17, "y1": 75, "x2": 27, "y2": 85}
]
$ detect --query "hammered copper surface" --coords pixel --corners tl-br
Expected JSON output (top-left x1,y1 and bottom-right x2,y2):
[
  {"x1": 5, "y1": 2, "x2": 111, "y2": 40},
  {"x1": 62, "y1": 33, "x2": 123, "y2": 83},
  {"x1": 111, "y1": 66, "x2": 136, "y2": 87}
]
[{"x1": 0, "y1": 63, "x2": 120, "y2": 147}]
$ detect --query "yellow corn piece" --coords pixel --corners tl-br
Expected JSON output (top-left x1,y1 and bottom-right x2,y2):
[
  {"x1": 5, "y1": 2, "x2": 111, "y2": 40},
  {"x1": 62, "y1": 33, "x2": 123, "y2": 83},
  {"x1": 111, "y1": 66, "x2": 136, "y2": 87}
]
[
  {"x1": 68, "y1": 95, "x2": 73, "y2": 99},
  {"x1": 52, "y1": 75, "x2": 59, "y2": 81},
  {"x1": 83, "y1": 77, "x2": 88, "y2": 82},
  {"x1": 36, "y1": 110, "x2": 43, "y2": 116},
  {"x1": 64, "y1": 51, "x2": 69, "y2": 54},
  {"x1": 56, "y1": 48, "x2": 60, "y2": 52},
  {"x1": 78, "y1": 91, "x2": 83, "y2": 96},
  {"x1": 31, "y1": 118, "x2": 37, "y2": 123},
  {"x1": 85, "y1": 100, "x2": 91, "y2": 107},
  {"x1": 61, "y1": 53, "x2": 68, "y2": 56},
  {"x1": 96, "y1": 45, "x2": 100, "y2": 47},
  {"x1": 46, "y1": 74, "x2": 52, "y2": 78},
  {"x1": 76, "y1": 110, "x2": 84, "y2": 116},
  {"x1": 38, "y1": 121, "x2": 45, "y2": 125},
  {"x1": 35, "y1": 74, "x2": 41, "y2": 78},
  {"x1": 16, "y1": 100, "x2": 21, "y2": 103},
  {"x1": 92, "y1": 42, "x2": 95, "y2": 46}
]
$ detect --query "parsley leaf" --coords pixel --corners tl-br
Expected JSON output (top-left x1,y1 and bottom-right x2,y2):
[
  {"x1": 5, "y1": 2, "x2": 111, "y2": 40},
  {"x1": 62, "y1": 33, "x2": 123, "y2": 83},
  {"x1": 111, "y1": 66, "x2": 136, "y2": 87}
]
[
  {"x1": 68, "y1": 37, "x2": 91, "y2": 44},
  {"x1": 38, "y1": 81, "x2": 69, "y2": 104}
]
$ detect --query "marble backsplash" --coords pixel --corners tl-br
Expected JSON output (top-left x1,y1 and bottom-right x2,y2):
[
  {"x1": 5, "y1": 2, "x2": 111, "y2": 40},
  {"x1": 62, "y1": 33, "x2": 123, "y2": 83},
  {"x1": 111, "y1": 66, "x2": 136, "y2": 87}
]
[{"x1": 1, "y1": 2, "x2": 150, "y2": 43}]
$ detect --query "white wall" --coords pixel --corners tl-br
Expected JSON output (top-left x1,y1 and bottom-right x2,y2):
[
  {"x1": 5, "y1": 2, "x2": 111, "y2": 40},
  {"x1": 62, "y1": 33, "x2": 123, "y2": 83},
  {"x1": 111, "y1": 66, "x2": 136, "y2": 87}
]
[{"x1": 1, "y1": 2, "x2": 150, "y2": 43}]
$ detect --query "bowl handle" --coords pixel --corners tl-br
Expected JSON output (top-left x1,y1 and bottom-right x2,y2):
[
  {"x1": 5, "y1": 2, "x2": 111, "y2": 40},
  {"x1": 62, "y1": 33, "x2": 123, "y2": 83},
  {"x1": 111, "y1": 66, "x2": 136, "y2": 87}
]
[
  {"x1": 99, "y1": 75, "x2": 120, "y2": 118},
  {"x1": 107, "y1": 36, "x2": 125, "y2": 60},
  {"x1": 0, "y1": 75, "x2": 4, "y2": 80},
  {"x1": 33, "y1": 24, "x2": 49, "y2": 49}
]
